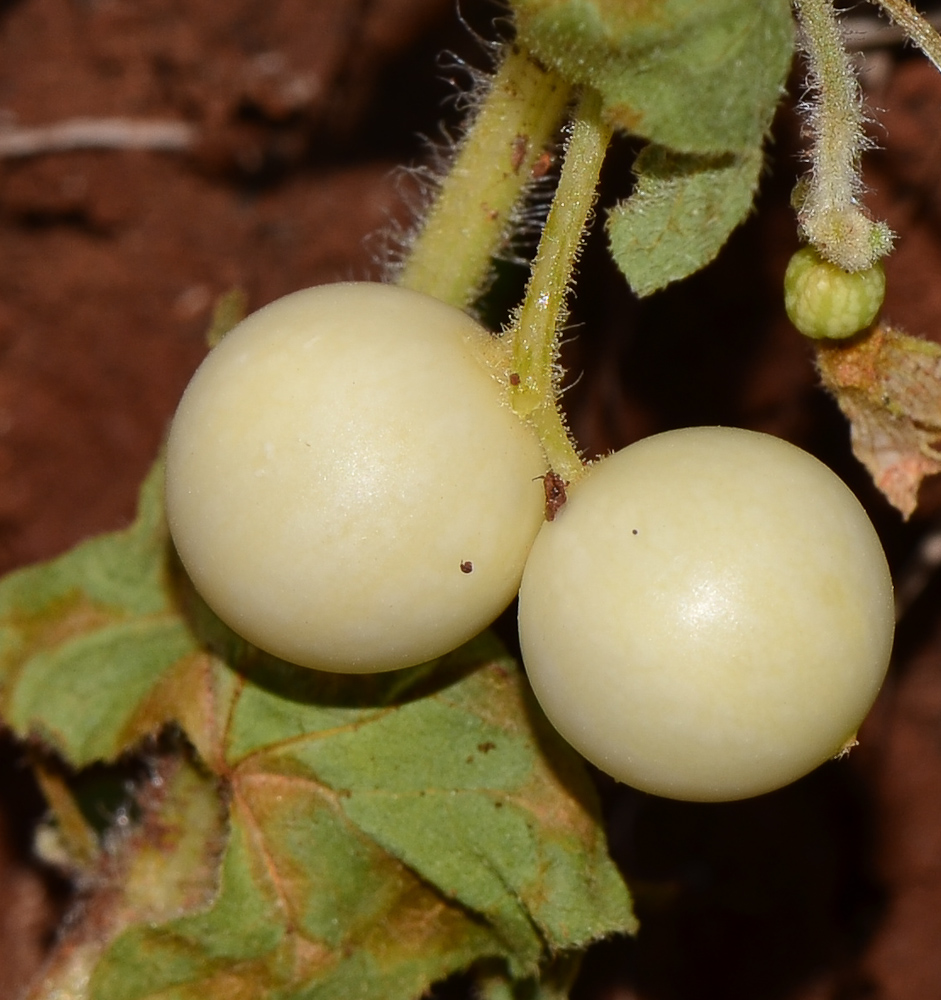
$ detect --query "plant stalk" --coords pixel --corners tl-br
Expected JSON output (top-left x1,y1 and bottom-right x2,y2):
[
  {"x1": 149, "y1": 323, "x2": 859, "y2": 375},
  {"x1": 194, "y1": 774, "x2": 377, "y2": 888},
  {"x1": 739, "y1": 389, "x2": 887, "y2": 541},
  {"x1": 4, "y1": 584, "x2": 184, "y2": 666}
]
[
  {"x1": 507, "y1": 87, "x2": 612, "y2": 482},
  {"x1": 397, "y1": 46, "x2": 570, "y2": 311},
  {"x1": 792, "y1": 0, "x2": 892, "y2": 270},
  {"x1": 868, "y1": 0, "x2": 941, "y2": 72}
]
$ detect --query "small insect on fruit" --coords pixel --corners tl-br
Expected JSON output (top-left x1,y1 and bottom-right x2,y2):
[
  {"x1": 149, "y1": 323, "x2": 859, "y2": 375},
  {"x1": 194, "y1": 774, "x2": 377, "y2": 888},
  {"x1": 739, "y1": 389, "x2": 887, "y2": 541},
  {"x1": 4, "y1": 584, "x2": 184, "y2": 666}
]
[
  {"x1": 519, "y1": 427, "x2": 894, "y2": 802},
  {"x1": 540, "y1": 470, "x2": 567, "y2": 521}
]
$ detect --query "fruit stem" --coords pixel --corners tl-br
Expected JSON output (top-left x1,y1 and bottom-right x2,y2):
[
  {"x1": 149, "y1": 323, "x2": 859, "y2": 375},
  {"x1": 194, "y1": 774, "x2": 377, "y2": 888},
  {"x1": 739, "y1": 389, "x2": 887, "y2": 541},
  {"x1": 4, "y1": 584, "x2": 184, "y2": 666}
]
[
  {"x1": 867, "y1": 0, "x2": 941, "y2": 73},
  {"x1": 792, "y1": 0, "x2": 894, "y2": 272},
  {"x1": 397, "y1": 45, "x2": 570, "y2": 311},
  {"x1": 506, "y1": 86, "x2": 612, "y2": 482}
]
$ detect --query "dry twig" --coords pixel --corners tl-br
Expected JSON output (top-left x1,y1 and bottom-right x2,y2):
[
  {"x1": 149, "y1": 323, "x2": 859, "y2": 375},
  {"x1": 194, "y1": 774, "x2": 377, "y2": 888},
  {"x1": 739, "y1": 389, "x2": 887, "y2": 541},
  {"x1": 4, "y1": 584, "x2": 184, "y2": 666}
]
[{"x1": 0, "y1": 117, "x2": 196, "y2": 159}]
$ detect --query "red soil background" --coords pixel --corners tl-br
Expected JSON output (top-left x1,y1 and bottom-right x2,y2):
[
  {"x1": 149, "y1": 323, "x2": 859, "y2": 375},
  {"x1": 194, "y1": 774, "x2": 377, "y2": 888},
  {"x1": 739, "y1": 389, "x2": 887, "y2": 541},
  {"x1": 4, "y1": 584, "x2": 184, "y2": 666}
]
[{"x1": 3, "y1": 2, "x2": 941, "y2": 998}]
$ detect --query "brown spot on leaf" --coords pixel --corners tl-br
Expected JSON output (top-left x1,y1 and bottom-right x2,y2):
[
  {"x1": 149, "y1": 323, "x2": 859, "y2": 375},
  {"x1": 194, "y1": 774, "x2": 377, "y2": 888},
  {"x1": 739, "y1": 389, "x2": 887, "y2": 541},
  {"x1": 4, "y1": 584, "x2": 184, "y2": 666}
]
[{"x1": 604, "y1": 101, "x2": 645, "y2": 134}]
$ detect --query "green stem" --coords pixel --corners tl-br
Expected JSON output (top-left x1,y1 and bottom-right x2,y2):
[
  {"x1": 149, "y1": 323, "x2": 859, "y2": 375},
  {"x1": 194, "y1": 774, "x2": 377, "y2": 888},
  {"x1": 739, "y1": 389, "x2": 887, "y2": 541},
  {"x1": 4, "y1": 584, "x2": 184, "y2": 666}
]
[
  {"x1": 792, "y1": 0, "x2": 893, "y2": 270},
  {"x1": 507, "y1": 87, "x2": 612, "y2": 482},
  {"x1": 397, "y1": 46, "x2": 571, "y2": 311},
  {"x1": 868, "y1": 0, "x2": 941, "y2": 72},
  {"x1": 794, "y1": 0, "x2": 862, "y2": 210}
]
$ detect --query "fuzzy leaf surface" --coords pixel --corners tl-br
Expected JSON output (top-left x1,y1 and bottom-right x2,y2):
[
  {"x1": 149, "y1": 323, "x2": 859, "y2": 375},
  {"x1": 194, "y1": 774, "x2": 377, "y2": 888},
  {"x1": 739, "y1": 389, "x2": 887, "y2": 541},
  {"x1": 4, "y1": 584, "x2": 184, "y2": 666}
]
[
  {"x1": 607, "y1": 145, "x2": 764, "y2": 297},
  {"x1": 86, "y1": 639, "x2": 635, "y2": 999},
  {"x1": 511, "y1": 0, "x2": 794, "y2": 153},
  {"x1": 0, "y1": 463, "x2": 635, "y2": 998}
]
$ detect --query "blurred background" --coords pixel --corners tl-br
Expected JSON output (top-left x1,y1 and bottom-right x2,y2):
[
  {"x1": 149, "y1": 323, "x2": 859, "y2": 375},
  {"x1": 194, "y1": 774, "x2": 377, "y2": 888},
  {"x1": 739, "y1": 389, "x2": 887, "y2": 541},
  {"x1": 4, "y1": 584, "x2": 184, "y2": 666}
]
[{"x1": 2, "y1": 1, "x2": 941, "y2": 997}]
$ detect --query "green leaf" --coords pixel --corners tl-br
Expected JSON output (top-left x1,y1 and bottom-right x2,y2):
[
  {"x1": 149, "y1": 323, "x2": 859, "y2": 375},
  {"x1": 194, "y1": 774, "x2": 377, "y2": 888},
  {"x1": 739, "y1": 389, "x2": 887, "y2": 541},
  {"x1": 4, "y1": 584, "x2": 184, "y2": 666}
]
[
  {"x1": 88, "y1": 639, "x2": 635, "y2": 1000},
  {"x1": 89, "y1": 776, "x2": 500, "y2": 1000},
  {"x1": 607, "y1": 144, "x2": 764, "y2": 297},
  {"x1": 0, "y1": 460, "x2": 634, "y2": 998},
  {"x1": 511, "y1": 0, "x2": 794, "y2": 153},
  {"x1": 0, "y1": 461, "x2": 205, "y2": 766}
]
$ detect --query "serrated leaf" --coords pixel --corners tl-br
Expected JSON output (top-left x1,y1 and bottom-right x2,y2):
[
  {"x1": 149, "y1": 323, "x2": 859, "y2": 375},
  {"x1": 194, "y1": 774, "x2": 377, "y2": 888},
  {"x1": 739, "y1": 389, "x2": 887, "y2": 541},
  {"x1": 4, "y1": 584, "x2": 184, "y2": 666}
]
[
  {"x1": 89, "y1": 775, "x2": 501, "y2": 1000},
  {"x1": 817, "y1": 324, "x2": 941, "y2": 518},
  {"x1": 0, "y1": 461, "x2": 204, "y2": 765},
  {"x1": 1, "y1": 460, "x2": 635, "y2": 998},
  {"x1": 86, "y1": 639, "x2": 635, "y2": 1000},
  {"x1": 511, "y1": 0, "x2": 794, "y2": 153},
  {"x1": 607, "y1": 144, "x2": 764, "y2": 297}
]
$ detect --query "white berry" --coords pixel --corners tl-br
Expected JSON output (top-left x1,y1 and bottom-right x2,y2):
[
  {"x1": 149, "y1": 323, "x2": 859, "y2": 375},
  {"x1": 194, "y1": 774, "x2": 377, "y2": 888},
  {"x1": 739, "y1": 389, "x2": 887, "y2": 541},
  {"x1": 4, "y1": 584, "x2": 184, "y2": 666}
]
[
  {"x1": 166, "y1": 282, "x2": 546, "y2": 672},
  {"x1": 518, "y1": 427, "x2": 894, "y2": 801}
]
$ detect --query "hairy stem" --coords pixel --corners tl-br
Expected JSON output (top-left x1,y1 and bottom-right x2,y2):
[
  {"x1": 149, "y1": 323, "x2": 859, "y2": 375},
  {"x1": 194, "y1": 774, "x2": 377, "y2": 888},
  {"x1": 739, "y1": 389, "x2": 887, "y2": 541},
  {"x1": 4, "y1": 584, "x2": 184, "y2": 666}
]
[
  {"x1": 397, "y1": 46, "x2": 570, "y2": 311},
  {"x1": 792, "y1": 0, "x2": 892, "y2": 270},
  {"x1": 868, "y1": 0, "x2": 941, "y2": 72},
  {"x1": 507, "y1": 87, "x2": 611, "y2": 482}
]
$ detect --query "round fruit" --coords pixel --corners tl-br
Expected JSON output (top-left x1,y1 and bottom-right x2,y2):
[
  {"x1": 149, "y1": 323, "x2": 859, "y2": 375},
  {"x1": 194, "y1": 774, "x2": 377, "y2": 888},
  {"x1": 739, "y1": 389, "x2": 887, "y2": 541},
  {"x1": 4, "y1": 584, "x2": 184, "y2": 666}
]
[
  {"x1": 518, "y1": 427, "x2": 894, "y2": 802},
  {"x1": 166, "y1": 282, "x2": 546, "y2": 672},
  {"x1": 784, "y1": 245, "x2": 885, "y2": 340}
]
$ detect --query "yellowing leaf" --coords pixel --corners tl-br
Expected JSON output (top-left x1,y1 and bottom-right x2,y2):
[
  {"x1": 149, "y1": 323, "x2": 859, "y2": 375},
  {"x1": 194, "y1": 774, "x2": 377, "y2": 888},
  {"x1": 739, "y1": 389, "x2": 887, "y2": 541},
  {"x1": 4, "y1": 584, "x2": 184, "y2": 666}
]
[
  {"x1": 817, "y1": 325, "x2": 941, "y2": 518},
  {"x1": 0, "y1": 460, "x2": 635, "y2": 998},
  {"x1": 85, "y1": 639, "x2": 635, "y2": 1000},
  {"x1": 29, "y1": 755, "x2": 228, "y2": 1000}
]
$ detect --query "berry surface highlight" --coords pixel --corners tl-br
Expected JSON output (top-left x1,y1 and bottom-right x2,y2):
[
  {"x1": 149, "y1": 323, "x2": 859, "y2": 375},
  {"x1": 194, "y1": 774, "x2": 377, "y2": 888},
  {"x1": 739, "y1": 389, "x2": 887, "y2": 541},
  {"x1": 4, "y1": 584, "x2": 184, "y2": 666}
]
[
  {"x1": 518, "y1": 426, "x2": 894, "y2": 802},
  {"x1": 166, "y1": 282, "x2": 546, "y2": 672}
]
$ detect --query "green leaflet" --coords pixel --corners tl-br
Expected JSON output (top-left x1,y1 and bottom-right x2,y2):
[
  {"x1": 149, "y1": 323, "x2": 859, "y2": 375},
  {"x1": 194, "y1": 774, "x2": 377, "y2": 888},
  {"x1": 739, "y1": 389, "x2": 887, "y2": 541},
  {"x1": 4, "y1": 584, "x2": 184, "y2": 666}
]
[
  {"x1": 509, "y1": 0, "x2": 792, "y2": 295},
  {"x1": 607, "y1": 144, "x2": 765, "y2": 297},
  {"x1": 0, "y1": 461, "x2": 635, "y2": 998},
  {"x1": 89, "y1": 814, "x2": 500, "y2": 1000},
  {"x1": 511, "y1": 0, "x2": 794, "y2": 153},
  {"x1": 0, "y1": 461, "x2": 205, "y2": 765},
  {"x1": 86, "y1": 643, "x2": 635, "y2": 999}
]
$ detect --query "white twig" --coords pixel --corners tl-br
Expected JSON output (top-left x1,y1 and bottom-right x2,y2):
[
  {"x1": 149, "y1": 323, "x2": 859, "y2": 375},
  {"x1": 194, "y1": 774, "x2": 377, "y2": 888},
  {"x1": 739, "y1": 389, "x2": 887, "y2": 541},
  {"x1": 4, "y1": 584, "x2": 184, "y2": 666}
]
[{"x1": 0, "y1": 117, "x2": 197, "y2": 159}]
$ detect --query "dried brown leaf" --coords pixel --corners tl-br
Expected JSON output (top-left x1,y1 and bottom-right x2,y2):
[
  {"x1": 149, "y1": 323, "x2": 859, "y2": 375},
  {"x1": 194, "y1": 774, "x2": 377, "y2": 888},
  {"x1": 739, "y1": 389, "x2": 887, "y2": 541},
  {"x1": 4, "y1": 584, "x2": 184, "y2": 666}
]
[{"x1": 817, "y1": 324, "x2": 941, "y2": 518}]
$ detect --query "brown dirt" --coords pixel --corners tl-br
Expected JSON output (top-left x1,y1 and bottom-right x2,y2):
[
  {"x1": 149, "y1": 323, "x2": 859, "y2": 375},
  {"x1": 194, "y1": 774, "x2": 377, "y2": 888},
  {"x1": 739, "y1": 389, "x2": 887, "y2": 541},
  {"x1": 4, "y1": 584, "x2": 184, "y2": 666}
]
[{"x1": 3, "y1": 3, "x2": 941, "y2": 999}]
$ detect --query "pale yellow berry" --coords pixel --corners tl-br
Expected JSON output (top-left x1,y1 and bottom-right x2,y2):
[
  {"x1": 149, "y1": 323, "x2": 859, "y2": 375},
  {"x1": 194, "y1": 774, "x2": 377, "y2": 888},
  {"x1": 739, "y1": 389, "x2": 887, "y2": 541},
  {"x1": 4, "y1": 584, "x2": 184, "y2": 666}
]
[
  {"x1": 518, "y1": 427, "x2": 894, "y2": 802},
  {"x1": 166, "y1": 282, "x2": 546, "y2": 673}
]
